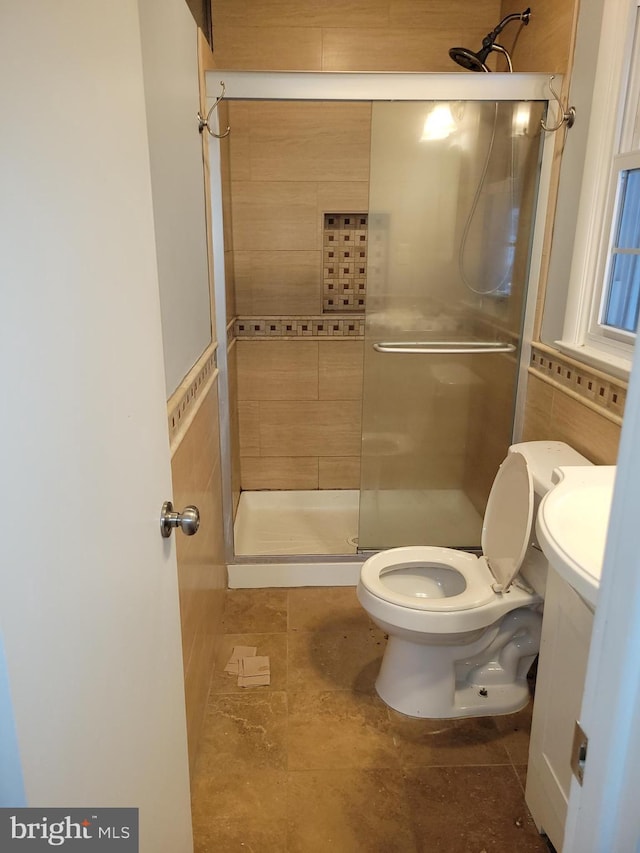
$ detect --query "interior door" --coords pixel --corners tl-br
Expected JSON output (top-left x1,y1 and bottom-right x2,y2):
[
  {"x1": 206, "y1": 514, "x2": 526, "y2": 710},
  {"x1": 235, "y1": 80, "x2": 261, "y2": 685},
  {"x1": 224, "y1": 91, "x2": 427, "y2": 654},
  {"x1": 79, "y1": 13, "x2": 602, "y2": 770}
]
[{"x1": 0, "y1": 3, "x2": 192, "y2": 850}]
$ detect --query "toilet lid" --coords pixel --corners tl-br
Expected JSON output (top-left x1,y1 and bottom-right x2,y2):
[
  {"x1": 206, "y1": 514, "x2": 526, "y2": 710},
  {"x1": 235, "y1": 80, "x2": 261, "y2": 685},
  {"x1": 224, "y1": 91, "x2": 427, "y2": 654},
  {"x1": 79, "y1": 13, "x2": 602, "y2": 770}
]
[{"x1": 481, "y1": 451, "x2": 534, "y2": 592}]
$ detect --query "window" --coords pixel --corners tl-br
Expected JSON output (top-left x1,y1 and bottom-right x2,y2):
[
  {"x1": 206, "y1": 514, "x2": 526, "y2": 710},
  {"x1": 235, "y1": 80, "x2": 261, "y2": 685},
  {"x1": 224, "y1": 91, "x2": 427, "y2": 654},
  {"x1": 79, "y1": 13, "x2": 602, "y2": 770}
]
[
  {"x1": 557, "y1": 0, "x2": 640, "y2": 378},
  {"x1": 601, "y1": 166, "x2": 640, "y2": 333}
]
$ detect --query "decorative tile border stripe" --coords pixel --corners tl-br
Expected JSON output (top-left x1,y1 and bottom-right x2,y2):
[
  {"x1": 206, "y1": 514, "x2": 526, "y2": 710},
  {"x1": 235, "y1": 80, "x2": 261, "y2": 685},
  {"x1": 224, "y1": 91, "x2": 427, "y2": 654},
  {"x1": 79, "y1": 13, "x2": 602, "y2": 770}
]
[
  {"x1": 234, "y1": 315, "x2": 365, "y2": 339},
  {"x1": 530, "y1": 343, "x2": 627, "y2": 421},
  {"x1": 323, "y1": 213, "x2": 368, "y2": 312},
  {"x1": 226, "y1": 316, "x2": 236, "y2": 348},
  {"x1": 167, "y1": 344, "x2": 218, "y2": 452}
]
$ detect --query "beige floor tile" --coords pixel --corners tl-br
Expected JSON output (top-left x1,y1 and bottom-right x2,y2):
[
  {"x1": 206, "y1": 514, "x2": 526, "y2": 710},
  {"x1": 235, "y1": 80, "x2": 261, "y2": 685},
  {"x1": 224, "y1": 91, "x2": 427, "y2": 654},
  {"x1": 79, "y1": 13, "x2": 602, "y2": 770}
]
[
  {"x1": 387, "y1": 711, "x2": 511, "y2": 767},
  {"x1": 191, "y1": 588, "x2": 544, "y2": 851},
  {"x1": 193, "y1": 818, "x2": 288, "y2": 853},
  {"x1": 210, "y1": 633, "x2": 287, "y2": 695},
  {"x1": 197, "y1": 692, "x2": 288, "y2": 774},
  {"x1": 286, "y1": 769, "x2": 417, "y2": 853},
  {"x1": 403, "y1": 765, "x2": 549, "y2": 852},
  {"x1": 288, "y1": 690, "x2": 400, "y2": 771},
  {"x1": 223, "y1": 587, "x2": 288, "y2": 633},
  {"x1": 287, "y1": 586, "x2": 373, "y2": 633},
  {"x1": 493, "y1": 701, "x2": 534, "y2": 766},
  {"x1": 515, "y1": 764, "x2": 528, "y2": 793},
  {"x1": 287, "y1": 627, "x2": 385, "y2": 693},
  {"x1": 193, "y1": 820, "x2": 287, "y2": 853},
  {"x1": 191, "y1": 769, "x2": 288, "y2": 824}
]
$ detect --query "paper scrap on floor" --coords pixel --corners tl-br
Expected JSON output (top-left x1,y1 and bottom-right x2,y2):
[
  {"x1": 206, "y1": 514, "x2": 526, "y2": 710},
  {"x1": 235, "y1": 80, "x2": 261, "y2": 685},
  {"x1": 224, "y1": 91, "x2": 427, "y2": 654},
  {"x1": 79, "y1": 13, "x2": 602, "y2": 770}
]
[
  {"x1": 238, "y1": 655, "x2": 271, "y2": 688},
  {"x1": 224, "y1": 645, "x2": 257, "y2": 675}
]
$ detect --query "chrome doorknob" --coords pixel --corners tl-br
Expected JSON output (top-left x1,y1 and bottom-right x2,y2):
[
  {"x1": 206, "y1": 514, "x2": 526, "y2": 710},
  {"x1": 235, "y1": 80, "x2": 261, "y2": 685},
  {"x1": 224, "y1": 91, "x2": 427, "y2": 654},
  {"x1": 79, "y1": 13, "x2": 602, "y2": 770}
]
[{"x1": 160, "y1": 501, "x2": 200, "y2": 538}]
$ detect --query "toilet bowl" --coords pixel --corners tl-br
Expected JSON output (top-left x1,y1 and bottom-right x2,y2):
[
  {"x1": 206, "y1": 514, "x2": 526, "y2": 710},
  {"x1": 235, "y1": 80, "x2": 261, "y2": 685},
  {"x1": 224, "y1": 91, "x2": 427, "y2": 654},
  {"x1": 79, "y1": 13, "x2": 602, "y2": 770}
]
[{"x1": 357, "y1": 442, "x2": 591, "y2": 719}]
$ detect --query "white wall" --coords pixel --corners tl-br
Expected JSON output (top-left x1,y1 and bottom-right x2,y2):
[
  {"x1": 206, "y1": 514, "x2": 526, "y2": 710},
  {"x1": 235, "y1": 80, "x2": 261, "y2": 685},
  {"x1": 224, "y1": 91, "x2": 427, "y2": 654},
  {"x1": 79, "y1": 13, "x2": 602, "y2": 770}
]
[{"x1": 138, "y1": 0, "x2": 212, "y2": 396}]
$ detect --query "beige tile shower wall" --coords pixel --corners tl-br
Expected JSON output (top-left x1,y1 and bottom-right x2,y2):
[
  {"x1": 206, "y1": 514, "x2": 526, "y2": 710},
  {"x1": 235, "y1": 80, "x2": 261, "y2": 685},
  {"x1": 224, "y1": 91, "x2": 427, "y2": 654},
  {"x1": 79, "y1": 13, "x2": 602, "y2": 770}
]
[
  {"x1": 209, "y1": 0, "x2": 502, "y2": 72},
  {"x1": 522, "y1": 374, "x2": 620, "y2": 465},
  {"x1": 500, "y1": 0, "x2": 577, "y2": 73},
  {"x1": 171, "y1": 379, "x2": 227, "y2": 774},
  {"x1": 237, "y1": 339, "x2": 364, "y2": 490},
  {"x1": 229, "y1": 101, "x2": 371, "y2": 317},
  {"x1": 462, "y1": 351, "x2": 520, "y2": 516}
]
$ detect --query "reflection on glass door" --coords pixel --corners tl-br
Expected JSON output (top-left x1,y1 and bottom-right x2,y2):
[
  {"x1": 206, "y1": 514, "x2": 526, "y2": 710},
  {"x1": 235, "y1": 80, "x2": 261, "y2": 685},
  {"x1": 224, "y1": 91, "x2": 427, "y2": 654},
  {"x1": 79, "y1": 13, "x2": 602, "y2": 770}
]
[{"x1": 358, "y1": 100, "x2": 545, "y2": 550}]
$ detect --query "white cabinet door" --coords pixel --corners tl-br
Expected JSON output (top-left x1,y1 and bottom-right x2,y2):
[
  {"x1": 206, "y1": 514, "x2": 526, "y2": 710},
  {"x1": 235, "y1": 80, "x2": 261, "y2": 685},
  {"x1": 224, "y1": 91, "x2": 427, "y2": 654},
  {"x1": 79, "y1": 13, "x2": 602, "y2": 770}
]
[
  {"x1": 526, "y1": 568, "x2": 593, "y2": 851},
  {"x1": 0, "y1": 3, "x2": 193, "y2": 850}
]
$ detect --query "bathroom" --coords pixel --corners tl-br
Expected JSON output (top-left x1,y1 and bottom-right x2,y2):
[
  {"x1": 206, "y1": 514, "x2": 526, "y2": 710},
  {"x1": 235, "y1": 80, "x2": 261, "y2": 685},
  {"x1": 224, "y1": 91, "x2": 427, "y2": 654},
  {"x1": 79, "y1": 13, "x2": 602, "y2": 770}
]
[
  {"x1": 174, "y1": 4, "x2": 624, "y2": 849},
  {"x1": 0, "y1": 0, "x2": 631, "y2": 851}
]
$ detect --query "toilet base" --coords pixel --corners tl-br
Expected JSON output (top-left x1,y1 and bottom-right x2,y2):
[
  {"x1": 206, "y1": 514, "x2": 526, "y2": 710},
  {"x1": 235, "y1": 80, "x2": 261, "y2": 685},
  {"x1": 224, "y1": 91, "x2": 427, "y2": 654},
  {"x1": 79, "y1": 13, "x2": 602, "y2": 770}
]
[
  {"x1": 376, "y1": 676, "x2": 531, "y2": 719},
  {"x1": 374, "y1": 623, "x2": 538, "y2": 719}
]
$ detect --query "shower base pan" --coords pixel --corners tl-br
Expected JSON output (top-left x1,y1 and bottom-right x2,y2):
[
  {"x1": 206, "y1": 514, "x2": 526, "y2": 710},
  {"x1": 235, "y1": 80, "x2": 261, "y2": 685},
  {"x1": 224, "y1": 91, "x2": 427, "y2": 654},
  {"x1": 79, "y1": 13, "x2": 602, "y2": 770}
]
[
  {"x1": 234, "y1": 489, "x2": 360, "y2": 557},
  {"x1": 229, "y1": 488, "x2": 483, "y2": 588}
]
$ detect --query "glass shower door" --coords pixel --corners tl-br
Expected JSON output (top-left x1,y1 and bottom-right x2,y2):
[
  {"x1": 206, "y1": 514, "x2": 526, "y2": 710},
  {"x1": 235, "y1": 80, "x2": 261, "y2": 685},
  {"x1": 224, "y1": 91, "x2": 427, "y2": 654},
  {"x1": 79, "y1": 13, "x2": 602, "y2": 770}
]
[{"x1": 358, "y1": 99, "x2": 545, "y2": 551}]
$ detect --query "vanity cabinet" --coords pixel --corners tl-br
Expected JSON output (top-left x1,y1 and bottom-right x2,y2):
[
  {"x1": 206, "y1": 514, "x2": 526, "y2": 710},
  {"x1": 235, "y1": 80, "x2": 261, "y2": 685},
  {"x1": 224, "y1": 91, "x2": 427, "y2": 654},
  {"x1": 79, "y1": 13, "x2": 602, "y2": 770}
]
[{"x1": 526, "y1": 566, "x2": 594, "y2": 851}]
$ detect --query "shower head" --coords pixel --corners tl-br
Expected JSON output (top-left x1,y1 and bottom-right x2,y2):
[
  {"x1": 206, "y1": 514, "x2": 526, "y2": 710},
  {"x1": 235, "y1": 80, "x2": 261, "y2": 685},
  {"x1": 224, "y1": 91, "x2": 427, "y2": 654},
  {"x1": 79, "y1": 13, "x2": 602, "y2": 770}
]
[
  {"x1": 449, "y1": 7, "x2": 531, "y2": 72},
  {"x1": 448, "y1": 46, "x2": 490, "y2": 73}
]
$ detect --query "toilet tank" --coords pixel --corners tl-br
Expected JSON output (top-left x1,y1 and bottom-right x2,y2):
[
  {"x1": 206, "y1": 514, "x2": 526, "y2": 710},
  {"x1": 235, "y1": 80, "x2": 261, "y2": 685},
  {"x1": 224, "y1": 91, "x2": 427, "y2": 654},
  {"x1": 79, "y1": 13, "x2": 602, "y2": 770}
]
[{"x1": 508, "y1": 441, "x2": 592, "y2": 596}]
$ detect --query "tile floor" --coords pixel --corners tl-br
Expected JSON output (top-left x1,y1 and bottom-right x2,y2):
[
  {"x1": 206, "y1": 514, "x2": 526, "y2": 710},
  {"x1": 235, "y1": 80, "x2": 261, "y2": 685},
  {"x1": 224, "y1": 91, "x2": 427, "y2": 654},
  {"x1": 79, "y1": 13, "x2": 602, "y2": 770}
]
[{"x1": 191, "y1": 587, "x2": 553, "y2": 853}]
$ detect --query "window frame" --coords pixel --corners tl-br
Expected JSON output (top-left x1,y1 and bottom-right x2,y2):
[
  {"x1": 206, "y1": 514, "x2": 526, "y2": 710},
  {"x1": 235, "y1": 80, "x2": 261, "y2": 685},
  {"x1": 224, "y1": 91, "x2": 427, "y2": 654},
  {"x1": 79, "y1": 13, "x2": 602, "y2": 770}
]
[
  {"x1": 556, "y1": 0, "x2": 640, "y2": 379},
  {"x1": 586, "y1": 152, "x2": 640, "y2": 349}
]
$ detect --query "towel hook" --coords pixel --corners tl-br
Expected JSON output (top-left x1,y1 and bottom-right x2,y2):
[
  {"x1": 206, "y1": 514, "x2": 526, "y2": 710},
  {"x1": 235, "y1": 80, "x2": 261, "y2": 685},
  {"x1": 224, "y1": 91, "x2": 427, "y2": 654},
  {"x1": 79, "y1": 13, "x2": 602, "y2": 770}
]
[
  {"x1": 197, "y1": 81, "x2": 231, "y2": 139},
  {"x1": 541, "y1": 75, "x2": 576, "y2": 133}
]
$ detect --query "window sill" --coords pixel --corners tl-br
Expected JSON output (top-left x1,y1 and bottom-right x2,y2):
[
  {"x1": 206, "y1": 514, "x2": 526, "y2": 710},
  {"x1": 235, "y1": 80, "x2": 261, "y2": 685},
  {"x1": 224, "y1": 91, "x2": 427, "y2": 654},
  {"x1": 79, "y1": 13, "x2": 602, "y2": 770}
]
[{"x1": 555, "y1": 340, "x2": 631, "y2": 382}]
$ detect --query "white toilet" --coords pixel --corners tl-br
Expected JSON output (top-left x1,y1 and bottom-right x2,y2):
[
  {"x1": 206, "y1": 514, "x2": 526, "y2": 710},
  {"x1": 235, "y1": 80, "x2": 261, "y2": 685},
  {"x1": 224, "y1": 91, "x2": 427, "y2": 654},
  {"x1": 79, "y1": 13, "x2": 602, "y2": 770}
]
[{"x1": 357, "y1": 441, "x2": 591, "y2": 719}]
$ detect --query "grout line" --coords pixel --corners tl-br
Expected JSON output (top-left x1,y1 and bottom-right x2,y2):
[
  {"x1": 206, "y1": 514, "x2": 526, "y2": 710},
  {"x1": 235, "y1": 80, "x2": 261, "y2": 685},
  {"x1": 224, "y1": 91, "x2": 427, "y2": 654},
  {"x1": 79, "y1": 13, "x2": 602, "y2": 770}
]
[{"x1": 408, "y1": 761, "x2": 514, "y2": 769}]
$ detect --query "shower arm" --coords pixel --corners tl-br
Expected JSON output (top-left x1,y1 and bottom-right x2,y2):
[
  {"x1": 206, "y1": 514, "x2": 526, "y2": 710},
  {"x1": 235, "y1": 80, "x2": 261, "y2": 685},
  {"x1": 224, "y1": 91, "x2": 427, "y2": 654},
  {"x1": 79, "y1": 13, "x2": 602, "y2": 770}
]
[
  {"x1": 481, "y1": 9, "x2": 531, "y2": 51},
  {"x1": 477, "y1": 7, "x2": 530, "y2": 71}
]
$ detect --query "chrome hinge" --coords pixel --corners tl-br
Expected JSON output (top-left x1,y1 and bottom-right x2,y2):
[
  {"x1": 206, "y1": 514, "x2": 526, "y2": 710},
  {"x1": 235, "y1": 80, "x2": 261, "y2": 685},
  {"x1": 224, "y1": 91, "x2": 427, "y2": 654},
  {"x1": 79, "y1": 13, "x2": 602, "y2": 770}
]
[{"x1": 571, "y1": 720, "x2": 588, "y2": 785}]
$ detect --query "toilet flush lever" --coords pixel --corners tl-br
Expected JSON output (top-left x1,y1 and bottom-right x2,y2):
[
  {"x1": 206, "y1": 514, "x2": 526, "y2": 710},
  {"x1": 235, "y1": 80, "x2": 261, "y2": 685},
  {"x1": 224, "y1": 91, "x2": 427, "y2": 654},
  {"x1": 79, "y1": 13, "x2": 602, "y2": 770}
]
[{"x1": 160, "y1": 501, "x2": 200, "y2": 538}]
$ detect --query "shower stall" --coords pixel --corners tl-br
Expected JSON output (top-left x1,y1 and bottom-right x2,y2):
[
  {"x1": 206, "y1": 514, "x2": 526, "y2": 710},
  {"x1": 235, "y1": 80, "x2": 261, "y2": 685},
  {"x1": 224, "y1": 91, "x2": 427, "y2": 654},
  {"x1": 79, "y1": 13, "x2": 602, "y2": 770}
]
[{"x1": 205, "y1": 73, "x2": 555, "y2": 586}]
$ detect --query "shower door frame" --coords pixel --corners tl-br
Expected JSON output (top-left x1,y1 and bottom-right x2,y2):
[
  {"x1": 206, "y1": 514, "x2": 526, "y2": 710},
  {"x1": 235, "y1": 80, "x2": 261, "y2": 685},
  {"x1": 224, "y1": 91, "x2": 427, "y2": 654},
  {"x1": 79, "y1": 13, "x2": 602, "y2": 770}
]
[{"x1": 205, "y1": 71, "x2": 558, "y2": 586}]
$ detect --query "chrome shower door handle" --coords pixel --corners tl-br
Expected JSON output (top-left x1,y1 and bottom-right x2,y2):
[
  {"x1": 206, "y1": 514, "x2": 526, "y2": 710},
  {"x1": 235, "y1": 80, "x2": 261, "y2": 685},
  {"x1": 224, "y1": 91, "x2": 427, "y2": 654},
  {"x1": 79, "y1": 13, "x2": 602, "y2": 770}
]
[
  {"x1": 160, "y1": 501, "x2": 200, "y2": 538},
  {"x1": 373, "y1": 341, "x2": 517, "y2": 354}
]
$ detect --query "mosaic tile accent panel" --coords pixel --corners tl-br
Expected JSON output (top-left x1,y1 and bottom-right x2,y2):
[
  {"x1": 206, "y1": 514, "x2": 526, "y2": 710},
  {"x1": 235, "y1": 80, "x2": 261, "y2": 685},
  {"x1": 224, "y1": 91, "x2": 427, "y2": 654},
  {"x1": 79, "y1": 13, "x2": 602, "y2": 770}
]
[
  {"x1": 530, "y1": 344, "x2": 627, "y2": 422},
  {"x1": 234, "y1": 315, "x2": 365, "y2": 339},
  {"x1": 323, "y1": 213, "x2": 368, "y2": 312}
]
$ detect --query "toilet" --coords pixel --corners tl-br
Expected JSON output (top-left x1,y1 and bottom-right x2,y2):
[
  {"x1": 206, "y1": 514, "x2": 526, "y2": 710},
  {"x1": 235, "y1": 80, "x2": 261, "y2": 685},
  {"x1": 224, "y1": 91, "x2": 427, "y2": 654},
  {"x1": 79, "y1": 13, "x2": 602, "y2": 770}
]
[{"x1": 357, "y1": 441, "x2": 591, "y2": 719}]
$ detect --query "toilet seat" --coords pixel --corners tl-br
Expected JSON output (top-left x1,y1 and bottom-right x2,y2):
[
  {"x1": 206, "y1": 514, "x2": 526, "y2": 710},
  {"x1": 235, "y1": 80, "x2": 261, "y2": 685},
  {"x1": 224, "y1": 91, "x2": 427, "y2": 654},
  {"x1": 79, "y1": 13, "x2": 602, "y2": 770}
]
[{"x1": 360, "y1": 452, "x2": 534, "y2": 613}]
